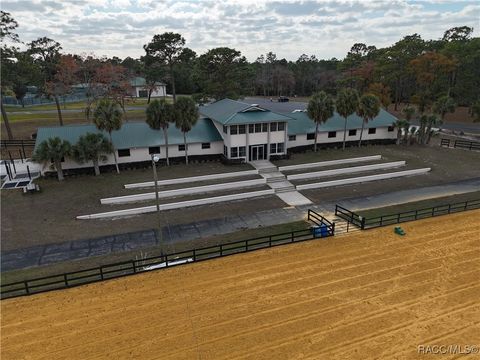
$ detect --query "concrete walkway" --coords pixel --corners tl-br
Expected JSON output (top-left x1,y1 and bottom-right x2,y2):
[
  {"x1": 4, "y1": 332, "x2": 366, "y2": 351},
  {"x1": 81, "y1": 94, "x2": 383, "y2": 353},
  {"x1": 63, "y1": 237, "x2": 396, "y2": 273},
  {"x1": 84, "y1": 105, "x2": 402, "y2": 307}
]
[
  {"x1": 2, "y1": 177, "x2": 478, "y2": 272},
  {"x1": 251, "y1": 160, "x2": 312, "y2": 206}
]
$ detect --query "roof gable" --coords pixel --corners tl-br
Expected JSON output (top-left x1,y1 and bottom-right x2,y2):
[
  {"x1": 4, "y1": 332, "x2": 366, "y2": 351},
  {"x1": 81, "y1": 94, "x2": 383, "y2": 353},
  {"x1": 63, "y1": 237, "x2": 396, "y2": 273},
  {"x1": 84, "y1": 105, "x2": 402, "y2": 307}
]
[{"x1": 199, "y1": 98, "x2": 293, "y2": 125}]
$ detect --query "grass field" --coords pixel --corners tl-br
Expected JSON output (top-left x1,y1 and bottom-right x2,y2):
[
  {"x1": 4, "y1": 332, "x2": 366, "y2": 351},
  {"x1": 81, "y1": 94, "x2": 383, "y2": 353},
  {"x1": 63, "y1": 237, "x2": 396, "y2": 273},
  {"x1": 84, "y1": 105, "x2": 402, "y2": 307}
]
[
  {"x1": 2, "y1": 210, "x2": 479, "y2": 359},
  {"x1": 357, "y1": 191, "x2": 480, "y2": 218}
]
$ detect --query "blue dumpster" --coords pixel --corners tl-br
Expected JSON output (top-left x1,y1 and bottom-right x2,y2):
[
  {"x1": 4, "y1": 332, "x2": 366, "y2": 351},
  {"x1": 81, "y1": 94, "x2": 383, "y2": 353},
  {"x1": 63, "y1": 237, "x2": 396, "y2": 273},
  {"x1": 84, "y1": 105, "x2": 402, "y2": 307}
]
[{"x1": 313, "y1": 224, "x2": 329, "y2": 238}]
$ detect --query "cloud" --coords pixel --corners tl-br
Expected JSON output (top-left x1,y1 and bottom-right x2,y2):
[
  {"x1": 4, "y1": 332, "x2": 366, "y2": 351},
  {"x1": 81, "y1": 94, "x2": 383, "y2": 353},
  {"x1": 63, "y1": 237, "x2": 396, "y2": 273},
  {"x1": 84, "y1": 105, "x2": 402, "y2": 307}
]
[{"x1": 2, "y1": 0, "x2": 479, "y2": 61}]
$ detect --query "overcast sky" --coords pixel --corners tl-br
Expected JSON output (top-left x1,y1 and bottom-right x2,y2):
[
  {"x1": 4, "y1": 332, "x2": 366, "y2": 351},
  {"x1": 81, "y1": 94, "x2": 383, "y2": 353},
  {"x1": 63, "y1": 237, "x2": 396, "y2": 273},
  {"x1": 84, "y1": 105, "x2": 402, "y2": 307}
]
[{"x1": 2, "y1": 0, "x2": 479, "y2": 61}]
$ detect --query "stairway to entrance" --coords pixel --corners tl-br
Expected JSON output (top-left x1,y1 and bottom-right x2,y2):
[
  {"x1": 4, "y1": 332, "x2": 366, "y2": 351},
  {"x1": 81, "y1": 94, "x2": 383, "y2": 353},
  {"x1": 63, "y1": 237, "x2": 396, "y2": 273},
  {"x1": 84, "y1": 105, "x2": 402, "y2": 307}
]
[{"x1": 251, "y1": 160, "x2": 313, "y2": 206}]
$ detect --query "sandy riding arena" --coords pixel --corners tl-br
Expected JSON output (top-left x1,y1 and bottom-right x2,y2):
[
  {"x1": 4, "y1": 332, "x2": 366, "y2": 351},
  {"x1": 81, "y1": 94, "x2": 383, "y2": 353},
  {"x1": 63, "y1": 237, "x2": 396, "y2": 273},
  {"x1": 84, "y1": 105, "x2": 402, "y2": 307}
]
[{"x1": 2, "y1": 210, "x2": 480, "y2": 359}]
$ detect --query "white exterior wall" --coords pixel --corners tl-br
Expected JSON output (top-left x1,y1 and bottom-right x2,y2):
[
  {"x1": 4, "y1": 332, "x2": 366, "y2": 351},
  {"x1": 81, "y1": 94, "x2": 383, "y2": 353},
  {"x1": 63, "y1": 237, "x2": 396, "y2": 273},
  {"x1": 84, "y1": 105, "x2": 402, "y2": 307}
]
[
  {"x1": 132, "y1": 85, "x2": 167, "y2": 98},
  {"x1": 288, "y1": 127, "x2": 396, "y2": 149},
  {"x1": 51, "y1": 141, "x2": 224, "y2": 171}
]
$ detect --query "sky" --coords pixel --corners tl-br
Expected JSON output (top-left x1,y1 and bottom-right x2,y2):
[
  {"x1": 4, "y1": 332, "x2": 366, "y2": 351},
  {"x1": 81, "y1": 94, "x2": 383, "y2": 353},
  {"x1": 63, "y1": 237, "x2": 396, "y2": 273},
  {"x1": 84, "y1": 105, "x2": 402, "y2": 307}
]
[{"x1": 2, "y1": 0, "x2": 479, "y2": 61}]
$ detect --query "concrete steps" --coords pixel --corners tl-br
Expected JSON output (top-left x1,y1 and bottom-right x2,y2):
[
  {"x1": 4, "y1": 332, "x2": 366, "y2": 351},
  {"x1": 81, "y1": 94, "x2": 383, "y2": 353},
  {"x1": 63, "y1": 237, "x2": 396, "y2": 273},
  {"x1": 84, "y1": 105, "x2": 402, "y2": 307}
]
[
  {"x1": 275, "y1": 185, "x2": 297, "y2": 193},
  {"x1": 266, "y1": 175, "x2": 287, "y2": 183}
]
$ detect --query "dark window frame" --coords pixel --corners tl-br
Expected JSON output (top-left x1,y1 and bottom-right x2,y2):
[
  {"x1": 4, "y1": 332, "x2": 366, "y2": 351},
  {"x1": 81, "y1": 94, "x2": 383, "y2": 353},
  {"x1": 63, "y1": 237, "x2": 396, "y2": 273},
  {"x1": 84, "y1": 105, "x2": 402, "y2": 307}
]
[
  {"x1": 277, "y1": 142, "x2": 285, "y2": 153},
  {"x1": 328, "y1": 131, "x2": 337, "y2": 138},
  {"x1": 368, "y1": 128, "x2": 377, "y2": 134},
  {"x1": 239, "y1": 124, "x2": 246, "y2": 134},
  {"x1": 231, "y1": 147, "x2": 238, "y2": 158},
  {"x1": 230, "y1": 125, "x2": 238, "y2": 135},
  {"x1": 148, "y1": 146, "x2": 160, "y2": 154},
  {"x1": 239, "y1": 146, "x2": 246, "y2": 157},
  {"x1": 201, "y1": 143, "x2": 211, "y2": 149},
  {"x1": 307, "y1": 133, "x2": 315, "y2": 140},
  {"x1": 118, "y1": 149, "x2": 131, "y2": 157},
  {"x1": 270, "y1": 122, "x2": 277, "y2": 132},
  {"x1": 348, "y1": 129, "x2": 357, "y2": 136},
  {"x1": 278, "y1": 122, "x2": 285, "y2": 131},
  {"x1": 178, "y1": 144, "x2": 186, "y2": 151},
  {"x1": 388, "y1": 126, "x2": 394, "y2": 132},
  {"x1": 270, "y1": 143, "x2": 277, "y2": 154},
  {"x1": 288, "y1": 135, "x2": 296, "y2": 141}
]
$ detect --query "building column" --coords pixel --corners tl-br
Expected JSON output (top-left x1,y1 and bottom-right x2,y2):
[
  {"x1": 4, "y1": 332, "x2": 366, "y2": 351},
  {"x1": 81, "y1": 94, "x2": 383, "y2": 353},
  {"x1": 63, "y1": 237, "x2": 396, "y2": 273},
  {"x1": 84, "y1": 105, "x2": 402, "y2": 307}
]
[
  {"x1": 283, "y1": 122, "x2": 287, "y2": 154},
  {"x1": 267, "y1": 123, "x2": 271, "y2": 160},
  {"x1": 246, "y1": 127, "x2": 250, "y2": 162}
]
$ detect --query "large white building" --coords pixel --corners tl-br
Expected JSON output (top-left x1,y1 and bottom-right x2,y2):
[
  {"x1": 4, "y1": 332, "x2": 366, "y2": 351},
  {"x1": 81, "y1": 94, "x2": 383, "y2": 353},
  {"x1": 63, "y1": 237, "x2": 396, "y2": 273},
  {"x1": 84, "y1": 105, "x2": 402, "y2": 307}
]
[
  {"x1": 129, "y1": 77, "x2": 166, "y2": 98},
  {"x1": 33, "y1": 98, "x2": 398, "y2": 172}
]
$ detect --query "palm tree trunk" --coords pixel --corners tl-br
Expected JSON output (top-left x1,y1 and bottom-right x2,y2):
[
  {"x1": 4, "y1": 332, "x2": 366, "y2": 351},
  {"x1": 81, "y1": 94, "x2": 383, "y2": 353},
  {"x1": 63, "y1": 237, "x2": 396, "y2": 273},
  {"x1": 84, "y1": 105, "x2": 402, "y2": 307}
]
[
  {"x1": 148, "y1": 89, "x2": 152, "y2": 104},
  {"x1": 93, "y1": 158, "x2": 100, "y2": 176},
  {"x1": 164, "y1": 128, "x2": 169, "y2": 166},
  {"x1": 1, "y1": 99, "x2": 13, "y2": 140},
  {"x1": 183, "y1": 131, "x2": 188, "y2": 165},
  {"x1": 54, "y1": 96, "x2": 64, "y2": 126},
  {"x1": 396, "y1": 128, "x2": 401, "y2": 145},
  {"x1": 314, "y1": 122, "x2": 319, "y2": 152},
  {"x1": 358, "y1": 119, "x2": 365, "y2": 147},
  {"x1": 342, "y1": 117, "x2": 348, "y2": 150},
  {"x1": 110, "y1": 132, "x2": 120, "y2": 174},
  {"x1": 55, "y1": 160, "x2": 64, "y2": 181},
  {"x1": 403, "y1": 126, "x2": 409, "y2": 144},
  {"x1": 170, "y1": 64, "x2": 176, "y2": 104}
]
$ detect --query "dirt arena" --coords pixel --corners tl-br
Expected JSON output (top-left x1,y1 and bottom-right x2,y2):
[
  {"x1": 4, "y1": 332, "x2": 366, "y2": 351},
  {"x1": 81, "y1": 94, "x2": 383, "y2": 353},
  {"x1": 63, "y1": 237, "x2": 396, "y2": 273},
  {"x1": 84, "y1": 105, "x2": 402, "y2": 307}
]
[{"x1": 2, "y1": 210, "x2": 480, "y2": 359}]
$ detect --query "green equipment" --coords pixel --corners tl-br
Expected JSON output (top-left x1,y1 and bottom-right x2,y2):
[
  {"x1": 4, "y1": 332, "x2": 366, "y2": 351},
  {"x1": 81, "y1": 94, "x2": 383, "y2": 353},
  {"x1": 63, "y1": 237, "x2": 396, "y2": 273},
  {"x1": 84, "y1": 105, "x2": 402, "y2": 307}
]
[{"x1": 394, "y1": 226, "x2": 406, "y2": 236}]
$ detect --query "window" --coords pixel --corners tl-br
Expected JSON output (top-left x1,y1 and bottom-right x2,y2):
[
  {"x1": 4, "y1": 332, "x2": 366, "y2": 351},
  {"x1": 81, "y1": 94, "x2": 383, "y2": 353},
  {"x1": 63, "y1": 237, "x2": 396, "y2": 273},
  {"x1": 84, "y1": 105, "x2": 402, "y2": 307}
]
[
  {"x1": 118, "y1": 149, "x2": 130, "y2": 157},
  {"x1": 223, "y1": 125, "x2": 228, "y2": 134},
  {"x1": 368, "y1": 128, "x2": 377, "y2": 134},
  {"x1": 239, "y1": 146, "x2": 246, "y2": 157},
  {"x1": 231, "y1": 147, "x2": 238, "y2": 158},
  {"x1": 270, "y1": 122, "x2": 277, "y2": 132},
  {"x1": 289, "y1": 135, "x2": 296, "y2": 141},
  {"x1": 348, "y1": 129, "x2": 357, "y2": 136},
  {"x1": 201, "y1": 143, "x2": 210, "y2": 149},
  {"x1": 178, "y1": 144, "x2": 186, "y2": 151},
  {"x1": 249, "y1": 124, "x2": 254, "y2": 133},
  {"x1": 388, "y1": 126, "x2": 394, "y2": 132},
  {"x1": 262, "y1": 123, "x2": 268, "y2": 132},
  {"x1": 149, "y1": 146, "x2": 160, "y2": 154},
  {"x1": 224, "y1": 145, "x2": 228, "y2": 156},
  {"x1": 255, "y1": 123, "x2": 261, "y2": 132},
  {"x1": 307, "y1": 133, "x2": 315, "y2": 140},
  {"x1": 277, "y1": 143, "x2": 284, "y2": 153},
  {"x1": 278, "y1": 122, "x2": 285, "y2": 131},
  {"x1": 270, "y1": 143, "x2": 277, "y2": 154},
  {"x1": 230, "y1": 125, "x2": 238, "y2": 135},
  {"x1": 328, "y1": 131, "x2": 337, "y2": 138},
  {"x1": 239, "y1": 125, "x2": 246, "y2": 134}
]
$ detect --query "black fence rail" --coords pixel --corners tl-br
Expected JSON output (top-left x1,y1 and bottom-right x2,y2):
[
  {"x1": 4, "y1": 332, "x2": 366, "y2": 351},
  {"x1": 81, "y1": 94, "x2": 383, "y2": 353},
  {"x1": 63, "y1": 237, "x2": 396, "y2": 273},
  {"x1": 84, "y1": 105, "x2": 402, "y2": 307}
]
[
  {"x1": 1, "y1": 221, "x2": 335, "y2": 300},
  {"x1": 307, "y1": 209, "x2": 335, "y2": 236},
  {"x1": 335, "y1": 199, "x2": 480, "y2": 230},
  {"x1": 440, "y1": 138, "x2": 480, "y2": 151}
]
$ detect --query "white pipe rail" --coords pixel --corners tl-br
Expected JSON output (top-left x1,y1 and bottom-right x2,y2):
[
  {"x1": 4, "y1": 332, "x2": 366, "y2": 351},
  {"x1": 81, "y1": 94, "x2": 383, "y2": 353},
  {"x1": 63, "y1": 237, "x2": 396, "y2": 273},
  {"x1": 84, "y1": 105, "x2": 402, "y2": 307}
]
[
  {"x1": 279, "y1": 155, "x2": 382, "y2": 172},
  {"x1": 296, "y1": 168, "x2": 431, "y2": 190},
  {"x1": 124, "y1": 170, "x2": 259, "y2": 189},
  {"x1": 101, "y1": 179, "x2": 267, "y2": 204},
  {"x1": 287, "y1": 161, "x2": 406, "y2": 181},
  {"x1": 77, "y1": 189, "x2": 275, "y2": 219}
]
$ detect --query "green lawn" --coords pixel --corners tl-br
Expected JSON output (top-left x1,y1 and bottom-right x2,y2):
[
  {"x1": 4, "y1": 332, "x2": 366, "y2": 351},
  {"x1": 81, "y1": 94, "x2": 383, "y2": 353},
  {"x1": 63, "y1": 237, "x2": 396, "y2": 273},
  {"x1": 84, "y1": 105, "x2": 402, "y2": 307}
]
[
  {"x1": 1, "y1": 220, "x2": 309, "y2": 285},
  {"x1": 357, "y1": 191, "x2": 480, "y2": 219}
]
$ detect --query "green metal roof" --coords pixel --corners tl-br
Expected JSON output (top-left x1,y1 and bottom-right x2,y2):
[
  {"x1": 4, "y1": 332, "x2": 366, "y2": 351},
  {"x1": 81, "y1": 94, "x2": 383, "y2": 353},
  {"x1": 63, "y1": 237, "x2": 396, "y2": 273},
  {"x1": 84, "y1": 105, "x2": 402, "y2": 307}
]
[
  {"x1": 129, "y1": 77, "x2": 165, "y2": 87},
  {"x1": 286, "y1": 109, "x2": 397, "y2": 135},
  {"x1": 34, "y1": 118, "x2": 222, "y2": 151},
  {"x1": 199, "y1": 98, "x2": 291, "y2": 125}
]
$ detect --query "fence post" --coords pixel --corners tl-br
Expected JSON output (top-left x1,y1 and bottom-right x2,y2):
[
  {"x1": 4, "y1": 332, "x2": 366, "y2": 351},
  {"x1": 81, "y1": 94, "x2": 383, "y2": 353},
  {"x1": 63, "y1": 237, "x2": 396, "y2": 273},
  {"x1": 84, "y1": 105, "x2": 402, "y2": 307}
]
[
  {"x1": 380, "y1": 216, "x2": 383, "y2": 226},
  {"x1": 27, "y1": 165, "x2": 31, "y2": 180},
  {"x1": 220, "y1": 244, "x2": 223, "y2": 256},
  {"x1": 24, "y1": 281, "x2": 30, "y2": 295},
  {"x1": 464, "y1": 201, "x2": 468, "y2": 210},
  {"x1": 132, "y1": 260, "x2": 137, "y2": 273},
  {"x1": 361, "y1": 217, "x2": 366, "y2": 230},
  {"x1": 291, "y1": 231, "x2": 295, "y2": 242},
  {"x1": 397, "y1": 213, "x2": 400, "y2": 223},
  {"x1": 269, "y1": 235, "x2": 272, "y2": 247},
  {"x1": 347, "y1": 221, "x2": 349, "y2": 232},
  {"x1": 64, "y1": 274, "x2": 68, "y2": 287},
  {"x1": 448, "y1": 204, "x2": 451, "y2": 214},
  {"x1": 332, "y1": 223, "x2": 335, "y2": 236},
  {"x1": 99, "y1": 266, "x2": 104, "y2": 280},
  {"x1": 415, "y1": 210, "x2": 418, "y2": 220},
  {"x1": 19, "y1": 149, "x2": 23, "y2": 163},
  {"x1": 193, "y1": 249, "x2": 196, "y2": 261}
]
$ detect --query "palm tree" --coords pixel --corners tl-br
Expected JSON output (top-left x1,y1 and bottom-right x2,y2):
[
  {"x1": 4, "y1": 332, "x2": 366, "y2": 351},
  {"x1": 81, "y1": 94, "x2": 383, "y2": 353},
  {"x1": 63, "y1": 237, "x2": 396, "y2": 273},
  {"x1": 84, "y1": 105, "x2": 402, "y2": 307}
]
[
  {"x1": 425, "y1": 114, "x2": 442, "y2": 145},
  {"x1": 175, "y1": 97, "x2": 198, "y2": 164},
  {"x1": 336, "y1": 88, "x2": 359, "y2": 150},
  {"x1": 146, "y1": 99, "x2": 175, "y2": 166},
  {"x1": 417, "y1": 115, "x2": 429, "y2": 144},
  {"x1": 393, "y1": 119, "x2": 409, "y2": 145},
  {"x1": 433, "y1": 95, "x2": 455, "y2": 122},
  {"x1": 307, "y1": 91, "x2": 335, "y2": 152},
  {"x1": 73, "y1": 132, "x2": 113, "y2": 176},
  {"x1": 356, "y1": 94, "x2": 381, "y2": 147},
  {"x1": 93, "y1": 98, "x2": 123, "y2": 174},
  {"x1": 32, "y1": 137, "x2": 71, "y2": 181},
  {"x1": 402, "y1": 105, "x2": 416, "y2": 144}
]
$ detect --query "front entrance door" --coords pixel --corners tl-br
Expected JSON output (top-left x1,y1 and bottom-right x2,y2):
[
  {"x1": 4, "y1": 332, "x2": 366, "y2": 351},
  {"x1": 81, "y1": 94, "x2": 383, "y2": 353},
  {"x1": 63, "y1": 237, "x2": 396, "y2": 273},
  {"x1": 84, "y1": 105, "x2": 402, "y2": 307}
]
[{"x1": 250, "y1": 144, "x2": 266, "y2": 161}]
